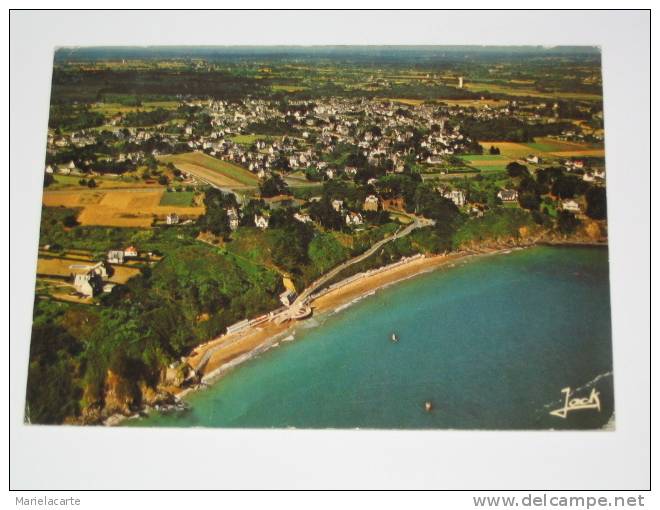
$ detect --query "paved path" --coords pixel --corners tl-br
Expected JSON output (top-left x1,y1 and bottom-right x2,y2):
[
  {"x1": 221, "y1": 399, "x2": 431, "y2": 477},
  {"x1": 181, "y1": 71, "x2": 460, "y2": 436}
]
[
  {"x1": 292, "y1": 215, "x2": 435, "y2": 307},
  {"x1": 188, "y1": 214, "x2": 435, "y2": 375}
]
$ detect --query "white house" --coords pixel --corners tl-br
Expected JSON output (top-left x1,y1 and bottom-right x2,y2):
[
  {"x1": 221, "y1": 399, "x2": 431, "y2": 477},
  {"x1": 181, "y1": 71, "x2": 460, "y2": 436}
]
[
  {"x1": 227, "y1": 208, "x2": 240, "y2": 231},
  {"x1": 345, "y1": 212, "x2": 363, "y2": 226},
  {"x1": 562, "y1": 199, "x2": 581, "y2": 213},
  {"x1": 294, "y1": 212, "x2": 312, "y2": 224},
  {"x1": 331, "y1": 199, "x2": 344, "y2": 212},
  {"x1": 363, "y1": 195, "x2": 380, "y2": 211},
  {"x1": 254, "y1": 214, "x2": 269, "y2": 229},
  {"x1": 497, "y1": 189, "x2": 519, "y2": 202},
  {"x1": 166, "y1": 213, "x2": 180, "y2": 225},
  {"x1": 443, "y1": 189, "x2": 466, "y2": 207},
  {"x1": 107, "y1": 250, "x2": 124, "y2": 264}
]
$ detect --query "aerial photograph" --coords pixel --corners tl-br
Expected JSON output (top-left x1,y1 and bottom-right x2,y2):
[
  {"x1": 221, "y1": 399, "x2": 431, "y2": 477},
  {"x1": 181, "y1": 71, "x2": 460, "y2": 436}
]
[{"x1": 27, "y1": 45, "x2": 612, "y2": 429}]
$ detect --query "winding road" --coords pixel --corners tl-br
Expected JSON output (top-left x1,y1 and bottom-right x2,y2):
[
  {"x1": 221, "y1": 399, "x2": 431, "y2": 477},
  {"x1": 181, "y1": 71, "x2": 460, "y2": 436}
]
[
  {"x1": 189, "y1": 214, "x2": 435, "y2": 376},
  {"x1": 292, "y1": 215, "x2": 435, "y2": 308}
]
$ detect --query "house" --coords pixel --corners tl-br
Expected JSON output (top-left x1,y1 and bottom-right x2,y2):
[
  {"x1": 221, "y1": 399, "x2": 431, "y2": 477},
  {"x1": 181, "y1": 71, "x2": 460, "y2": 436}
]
[
  {"x1": 73, "y1": 271, "x2": 103, "y2": 298},
  {"x1": 331, "y1": 199, "x2": 344, "y2": 212},
  {"x1": 562, "y1": 199, "x2": 581, "y2": 213},
  {"x1": 254, "y1": 214, "x2": 269, "y2": 229},
  {"x1": 227, "y1": 208, "x2": 240, "y2": 231},
  {"x1": 279, "y1": 290, "x2": 297, "y2": 307},
  {"x1": 124, "y1": 246, "x2": 138, "y2": 258},
  {"x1": 525, "y1": 155, "x2": 540, "y2": 165},
  {"x1": 497, "y1": 189, "x2": 519, "y2": 202},
  {"x1": 382, "y1": 197, "x2": 405, "y2": 211},
  {"x1": 73, "y1": 260, "x2": 107, "y2": 297},
  {"x1": 166, "y1": 213, "x2": 180, "y2": 225},
  {"x1": 45, "y1": 165, "x2": 54, "y2": 174},
  {"x1": 294, "y1": 212, "x2": 312, "y2": 224},
  {"x1": 344, "y1": 166, "x2": 358, "y2": 177},
  {"x1": 345, "y1": 212, "x2": 363, "y2": 226},
  {"x1": 363, "y1": 195, "x2": 380, "y2": 211},
  {"x1": 443, "y1": 189, "x2": 466, "y2": 207},
  {"x1": 107, "y1": 250, "x2": 124, "y2": 264}
]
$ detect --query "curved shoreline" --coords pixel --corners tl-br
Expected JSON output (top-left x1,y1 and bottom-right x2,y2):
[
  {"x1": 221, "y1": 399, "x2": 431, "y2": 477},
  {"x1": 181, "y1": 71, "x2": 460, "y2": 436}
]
[
  {"x1": 114, "y1": 240, "x2": 607, "y2": 425},
  {"x1": 162, "y1": 248, "x2": 519, "y2": 400}
]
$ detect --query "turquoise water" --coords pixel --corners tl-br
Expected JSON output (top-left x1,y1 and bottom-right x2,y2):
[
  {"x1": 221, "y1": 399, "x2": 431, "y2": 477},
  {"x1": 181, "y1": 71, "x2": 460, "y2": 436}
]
[{"x1": 128, "y1": 246, "x2": 614, "y2": 429}]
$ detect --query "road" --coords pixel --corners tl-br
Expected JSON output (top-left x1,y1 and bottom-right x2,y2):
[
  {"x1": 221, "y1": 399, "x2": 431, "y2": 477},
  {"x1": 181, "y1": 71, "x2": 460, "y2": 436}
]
[
  {"x1": 190, "y1": 214, "x2": 434, "y2": 376},
  {"x1": 292, "y1": 215, "x2": 435, "y2": 307}
]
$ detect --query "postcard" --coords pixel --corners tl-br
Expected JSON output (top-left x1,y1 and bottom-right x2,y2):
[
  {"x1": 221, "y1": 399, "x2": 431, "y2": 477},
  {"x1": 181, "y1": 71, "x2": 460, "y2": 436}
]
[{"x1": 26, "y1": 46, "x2": 613, "y2": 429}]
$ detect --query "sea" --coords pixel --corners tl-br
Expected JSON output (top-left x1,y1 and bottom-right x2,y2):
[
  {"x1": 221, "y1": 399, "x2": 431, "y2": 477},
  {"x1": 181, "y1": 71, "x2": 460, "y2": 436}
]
[{"x1": 126, "y1": 246, "x2": 614, "y2": 430}]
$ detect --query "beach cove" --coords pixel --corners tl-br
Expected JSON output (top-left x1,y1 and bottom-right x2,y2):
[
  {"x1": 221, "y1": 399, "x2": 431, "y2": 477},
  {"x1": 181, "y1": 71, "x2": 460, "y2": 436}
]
[{"x1": 125, "y1": 245, "x2": 614, "y2": 430}]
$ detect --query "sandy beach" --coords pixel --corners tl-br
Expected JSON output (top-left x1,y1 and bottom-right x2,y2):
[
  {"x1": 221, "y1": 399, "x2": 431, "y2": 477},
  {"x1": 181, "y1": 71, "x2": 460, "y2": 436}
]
[{"x1": 176, "y1": 248, "x2": 499, "y2": 394}]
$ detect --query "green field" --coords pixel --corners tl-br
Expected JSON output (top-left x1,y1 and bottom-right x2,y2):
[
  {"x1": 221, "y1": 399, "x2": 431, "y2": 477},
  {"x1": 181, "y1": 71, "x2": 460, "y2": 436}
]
[
  {"x1": 90, "y1": 100, "x2": 180, "y2": 116},
  {"x1": 458, "y1": 154, "x2": 510, "y2": 162},
  {"x1": 231, "y1": 134, "x2": 275, "y2": 146},
  {"x1": 160, "y1": 152, "x2": 259, "y2": 187},
  {"x1": 465, "y1": 164, "x2": 510, "y2": 173},
  {"x1": 159, "y1": 191, "x2": 196, "y2": 206}
]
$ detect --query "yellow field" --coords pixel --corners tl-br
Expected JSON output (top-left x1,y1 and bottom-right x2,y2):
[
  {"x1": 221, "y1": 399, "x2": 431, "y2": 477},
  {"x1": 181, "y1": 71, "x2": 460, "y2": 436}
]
[
  {"x1": 385, "y1": 98, "x2": 426, "y2": 106},
  {"x1": 173, "y1": 162, "x2": 246, "y2": 188},
  {"x1": 42, "y1": 189, "x2": 205, "y2": 227},
  {"x1": 549, "y1": 149, "x2": 606, "y2": 158},
  {"x1": 463, "y1": 81, "x2": 602, "y2": 101},
  {"x1": 37, "y1": 257, "x2": 141, "y2": 284},
  {"x1": 479, "y1": 140, "x2": 604, "y2": 161},
  {"x1": 49, "y1": 174, "x2": 160, "y2": 191},
  {"x1": 440, "y1": 98, "x2": 507, "y2": 107},
  {"x1": 271, "y1": 85, "x2": 308, "y2": 92},
  {"x1": 480, "y1": 142, "x2": 535, "y2": 159}
]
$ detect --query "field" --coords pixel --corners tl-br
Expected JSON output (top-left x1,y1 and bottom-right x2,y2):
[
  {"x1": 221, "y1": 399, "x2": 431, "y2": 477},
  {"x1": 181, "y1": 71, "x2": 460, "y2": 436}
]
[
  {"x1": 271, "y1": 85, "x2": 308, "y2": 92},
  {"x1": 458, "y1": 154, "x2": 512, "y2": 174},
  {"x1": 478, "y1": 142, "x2": 536, "y2": 160},
  {"x1": 42, "y1": 189, "x2": 205, "y2": 227},
  {"x1": 462, "y1": 80, "x2": 602, "y2": 101},
  {"x1": 37, "y1": 256, "x2": 141, "y2": 284},
  {"x1": 48, "y1": 174, "x2": 157, "y2": 190},
  {"x1": 230, "y1": 134, "x2": 275, "y2": 146},
  {"x1": 385, "y1": 98, "x2": 426, "y2": 106},
  {"x1": 160, "y1": 152, "x2": 259, "y2": 188},
  {"x1": 89, "y1": 100, "x2": 180, "y2": 116},
  {"x1": 159, "y1": 190, "x2": 196, "y2": 206}
]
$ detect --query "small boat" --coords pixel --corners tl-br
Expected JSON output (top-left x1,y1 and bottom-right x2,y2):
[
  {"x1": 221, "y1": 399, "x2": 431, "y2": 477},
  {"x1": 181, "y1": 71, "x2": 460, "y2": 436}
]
[
  {"x1": 424, "y1": 400, "x2": 433, "y2": 412},
  {"x1": 391, "y1": 333, "x2": 398, "y2": 343}
]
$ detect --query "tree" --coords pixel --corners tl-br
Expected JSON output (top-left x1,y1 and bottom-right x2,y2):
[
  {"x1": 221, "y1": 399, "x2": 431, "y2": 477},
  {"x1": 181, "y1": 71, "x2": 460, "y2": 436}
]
[
  {"x1": 557, "y1": 210, "x2": 580, "y2": 234},
  {"x1": 271, "y1": 221, "x2": 313, "y2": 272},
  {"x1": 259, "y1": 173, "x2": 289, "y2": 198},
  {"x1": 87, "y1": 178, "x2": 97, "y2": 189},
  {"x1": 489, "y1": 145, "x2": 501, "y2": 155},
  {"x1": 506, "y1": 162, "x2": 529, "y2": 178},
  {"x1": 44, "y1": 173, "x2": 55, "y2": 187},
  {"x1": 309, "y1": 199, "x2": 344, "y2": 230},
  {"x1": 518, "y1": 191, "x2": 541, "y2": 211},
  {"x1": 585, "y1": 186, "x2": 607, "y2": 220},
  {"x1": 197, "y1": 188, "x2": 234, "y2": 237},
  {"x1": 158, "y1": 175, "x2": 169, "y2": 186},
  {"x1": 551, "y1": 174, "x2": 581, "y2": 199},
  {"x1": 62, "y1": 214, "x2": 78, "y2": 228}
]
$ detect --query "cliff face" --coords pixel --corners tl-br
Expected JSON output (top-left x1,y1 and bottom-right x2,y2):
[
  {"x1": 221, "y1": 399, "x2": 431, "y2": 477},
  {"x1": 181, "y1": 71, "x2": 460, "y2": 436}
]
[
  {"x1": 458, "y1": 220, "x2": 607, "y2": 252},
  {"x1": 76, "y1": 369, "x2": 179, "y2": 425},
  {"x1": 104, "y1": 369, "x2": 139, "y2": 416}
]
